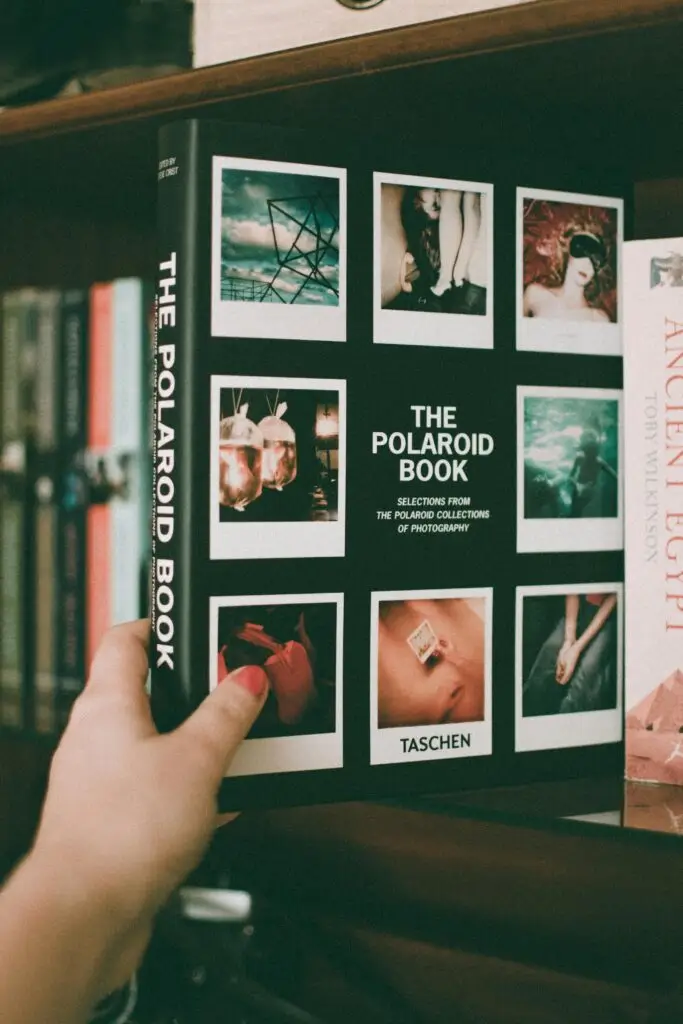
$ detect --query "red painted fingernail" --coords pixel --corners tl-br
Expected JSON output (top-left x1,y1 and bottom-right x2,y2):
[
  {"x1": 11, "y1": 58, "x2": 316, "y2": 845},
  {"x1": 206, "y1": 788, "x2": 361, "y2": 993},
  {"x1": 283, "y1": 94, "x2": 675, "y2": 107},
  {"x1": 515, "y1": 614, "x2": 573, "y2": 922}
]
[{"x1": 229, "y1": 664, "x2": 269, "y2": 698}]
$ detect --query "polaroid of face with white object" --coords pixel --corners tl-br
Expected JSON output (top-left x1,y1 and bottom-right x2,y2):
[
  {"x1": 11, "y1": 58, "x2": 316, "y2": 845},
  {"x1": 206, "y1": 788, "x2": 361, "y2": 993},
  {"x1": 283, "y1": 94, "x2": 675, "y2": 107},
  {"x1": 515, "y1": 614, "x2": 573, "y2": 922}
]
[
  {"x1": 373, "y1": 171, "x2": 494, "y2": 349},
  {"x1": 210, "y1": 374, "x2": 346, "y2": 561},
  {"x1": 516, "y1": 186, "x2": 623, "y2": 356},
  {"x1": 370, "y1": 587, "x2": 493, "y2": 765},
  {"x1": 209, "y1": 593, "x2": 344, "y2": 777},
  {"x1": 517, "y1": 384, "x2": 624, "y2": 554},
  {"x1": 211, "y1": 156, "x2": 347, "y2": 342},
  {"x1": 515, "y1": 582, "x2": 623, "y2": 752}
]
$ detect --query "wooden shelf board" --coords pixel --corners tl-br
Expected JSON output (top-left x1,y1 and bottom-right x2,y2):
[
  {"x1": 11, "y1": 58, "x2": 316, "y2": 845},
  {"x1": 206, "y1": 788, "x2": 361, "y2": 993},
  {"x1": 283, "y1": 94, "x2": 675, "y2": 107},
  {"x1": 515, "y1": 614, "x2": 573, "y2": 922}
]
[{"x1": 1, "y1": 0, "x2": 682, "y2": 144}]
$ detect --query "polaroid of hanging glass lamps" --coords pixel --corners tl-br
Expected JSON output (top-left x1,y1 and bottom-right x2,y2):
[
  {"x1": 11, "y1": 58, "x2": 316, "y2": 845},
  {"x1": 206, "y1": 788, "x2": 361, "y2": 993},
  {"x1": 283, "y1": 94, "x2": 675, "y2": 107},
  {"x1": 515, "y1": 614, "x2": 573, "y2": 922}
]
[{"x1": 218, "y1": 390, "x2": 298, "y2": 511}]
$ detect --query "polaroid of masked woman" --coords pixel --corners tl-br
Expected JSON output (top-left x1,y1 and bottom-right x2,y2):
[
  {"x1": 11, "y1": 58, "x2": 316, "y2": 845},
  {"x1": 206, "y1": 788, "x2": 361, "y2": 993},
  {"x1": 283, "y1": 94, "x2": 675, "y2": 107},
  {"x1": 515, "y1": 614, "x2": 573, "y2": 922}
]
[{"x1": 516, "y1": 187, "x2": 623, "y2": 357}]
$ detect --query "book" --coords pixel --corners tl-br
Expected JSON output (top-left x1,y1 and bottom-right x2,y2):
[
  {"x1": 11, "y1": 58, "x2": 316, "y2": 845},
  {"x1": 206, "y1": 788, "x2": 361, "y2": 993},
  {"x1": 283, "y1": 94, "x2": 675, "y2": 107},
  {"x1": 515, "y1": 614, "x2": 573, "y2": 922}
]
[
  {"x1": 32, "y1": 290, "x2": 61, "y2": 735},
  {"x1": 624, "y1": 238, "x2": 683, "y2": 786},
  {"x1": 152, "y1": 118, "x2": 627, "y2": 811},
  {"x1": 0, "y1": 290, "x2": 39, "y2": 731},
  {"x1": 55, "y1": 289, "x2": 89, "y2": 730}
]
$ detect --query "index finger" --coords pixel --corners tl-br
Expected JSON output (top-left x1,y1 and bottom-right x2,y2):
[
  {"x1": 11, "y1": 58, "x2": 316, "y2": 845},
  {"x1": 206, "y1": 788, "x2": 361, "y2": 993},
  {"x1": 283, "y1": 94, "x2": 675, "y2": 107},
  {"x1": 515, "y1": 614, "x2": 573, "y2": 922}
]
[{"x1": 87, "y1": 619, "x2": 151, "y2": 702}]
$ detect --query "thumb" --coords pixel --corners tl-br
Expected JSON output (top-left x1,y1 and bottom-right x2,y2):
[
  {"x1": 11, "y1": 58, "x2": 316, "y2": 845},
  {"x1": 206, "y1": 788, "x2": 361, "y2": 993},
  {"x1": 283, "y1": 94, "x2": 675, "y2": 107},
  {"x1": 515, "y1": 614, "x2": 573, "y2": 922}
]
[{"x1": 176, "y1": 665, "x2": 269, "y2": 785}]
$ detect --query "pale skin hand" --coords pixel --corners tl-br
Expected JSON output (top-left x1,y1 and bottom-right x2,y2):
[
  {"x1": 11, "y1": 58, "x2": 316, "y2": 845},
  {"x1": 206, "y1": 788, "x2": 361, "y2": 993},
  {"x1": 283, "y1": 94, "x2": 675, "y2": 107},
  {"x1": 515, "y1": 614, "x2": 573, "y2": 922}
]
[
  {"x1": 0, "y1": 619, "x2": 268, "y2": 1024},
  {"x1": 556, "y1": 594, "x2": 617, "y2": 685}
]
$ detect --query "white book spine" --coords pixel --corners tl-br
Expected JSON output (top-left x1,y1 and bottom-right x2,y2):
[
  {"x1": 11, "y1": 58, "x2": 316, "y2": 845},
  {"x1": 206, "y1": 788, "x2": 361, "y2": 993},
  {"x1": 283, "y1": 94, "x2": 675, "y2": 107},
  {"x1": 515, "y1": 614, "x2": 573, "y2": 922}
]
[{"x1": 624, "y1": 238, "x2": 683, "y2": 786}]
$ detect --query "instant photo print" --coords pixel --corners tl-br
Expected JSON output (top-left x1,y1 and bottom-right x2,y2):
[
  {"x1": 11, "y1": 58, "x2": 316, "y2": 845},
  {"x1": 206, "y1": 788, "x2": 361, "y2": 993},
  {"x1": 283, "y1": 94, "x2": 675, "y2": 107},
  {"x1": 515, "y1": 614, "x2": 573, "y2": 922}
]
[
  {"x1": 374, "y1": 172, "x2": 494, "y2": 349},
  {"x1": 211, "y1": 156, "x2": 347, "y2": 342},
  {"x1": 370, "y1": 589, "x2": 493, "y2": 766},
  {"x1": 517, "y1": 385, "x2": 624, "y2": 553},
  {"x1": 210, "y1": 374, "x2": 346, "y2": 561},
  {"x1": 209, "y1": 594, "x2": 344, "y2": 777},
  {"x1": 517, "y1": 187, "x2": 623, "y2": 357},
  {"x1": 515, "y1": 583, "x2": 624, "y2": 752}
]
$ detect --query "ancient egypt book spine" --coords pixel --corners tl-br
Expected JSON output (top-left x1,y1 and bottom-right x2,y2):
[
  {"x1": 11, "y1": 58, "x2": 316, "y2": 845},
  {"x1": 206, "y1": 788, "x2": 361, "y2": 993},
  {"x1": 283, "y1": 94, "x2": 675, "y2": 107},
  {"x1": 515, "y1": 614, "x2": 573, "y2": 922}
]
[{"x1": 624, "y1": 238, "x2": 683, "y2": 786}]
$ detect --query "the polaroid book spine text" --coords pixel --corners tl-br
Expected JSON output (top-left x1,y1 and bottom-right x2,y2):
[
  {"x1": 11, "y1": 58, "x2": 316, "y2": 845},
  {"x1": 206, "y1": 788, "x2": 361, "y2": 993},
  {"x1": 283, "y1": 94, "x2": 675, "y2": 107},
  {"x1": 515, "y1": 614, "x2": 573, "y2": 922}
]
[
  {"x1": 624, "y1": 238, "x2": 683, "y2": 786},
  {"x1": 151, "y1": 121, "x2": 196, "y2": 728},
  {"x1": 56, "y1": 290, "x2": 89, "y2": 730},
  {"x1": 33, "y1": 290, "x2": 61, "y2": 735}
]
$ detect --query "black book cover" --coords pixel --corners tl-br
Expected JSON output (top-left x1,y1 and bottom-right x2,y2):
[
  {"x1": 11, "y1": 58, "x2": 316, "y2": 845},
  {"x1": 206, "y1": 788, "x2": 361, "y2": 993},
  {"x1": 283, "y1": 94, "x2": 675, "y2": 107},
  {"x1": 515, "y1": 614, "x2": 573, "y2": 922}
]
[{"x1": 152, "y1": 117, "x2": 628, "y2": 812}]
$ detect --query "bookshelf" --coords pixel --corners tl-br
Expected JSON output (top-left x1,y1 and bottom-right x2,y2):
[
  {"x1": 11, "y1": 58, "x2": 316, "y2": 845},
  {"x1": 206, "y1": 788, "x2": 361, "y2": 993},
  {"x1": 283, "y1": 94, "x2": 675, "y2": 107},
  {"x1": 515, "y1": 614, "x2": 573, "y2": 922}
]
[{"x1": 1, "y1": 6, "x2": 683, "y2": 1015}]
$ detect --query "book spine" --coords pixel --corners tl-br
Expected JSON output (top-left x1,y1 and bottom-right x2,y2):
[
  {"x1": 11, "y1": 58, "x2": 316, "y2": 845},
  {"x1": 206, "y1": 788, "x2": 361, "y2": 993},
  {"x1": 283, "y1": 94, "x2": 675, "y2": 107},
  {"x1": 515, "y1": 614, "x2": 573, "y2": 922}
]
[
  {"x1": 16, "y1": 290, "x2": 40, "y2": 732},
  {"x1": 0, "y1": 292, "x2": 25, "y2": 729},
  {"x1": 56, "y1": 290, "x2": 89, "y2": 729},
  {"x1": 151, "y1": 121, "x2": 198, "y2": 728},
  {"x1": 86, "y1": 283, "x2": 114, "y2": 673},
  {"x1": 138, "y1": 283, "x2": 156, "y2": 619},
  {"x1": 33, "y1": 290, "x2": 61, "y2": 735},
  {"x1": 111, "y1": 279, "x2": 144, "y2": 630}
]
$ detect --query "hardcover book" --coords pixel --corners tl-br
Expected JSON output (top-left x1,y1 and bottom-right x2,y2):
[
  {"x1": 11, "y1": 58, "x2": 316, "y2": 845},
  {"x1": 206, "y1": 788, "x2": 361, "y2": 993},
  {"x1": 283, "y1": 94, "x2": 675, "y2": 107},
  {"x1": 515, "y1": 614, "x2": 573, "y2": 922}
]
[
  {"x1": 624, "y1": 238, "x2": 683, "y2": 786},
  {"x1": 152, "y1": 118, "x2": 628, "y2": 810}
]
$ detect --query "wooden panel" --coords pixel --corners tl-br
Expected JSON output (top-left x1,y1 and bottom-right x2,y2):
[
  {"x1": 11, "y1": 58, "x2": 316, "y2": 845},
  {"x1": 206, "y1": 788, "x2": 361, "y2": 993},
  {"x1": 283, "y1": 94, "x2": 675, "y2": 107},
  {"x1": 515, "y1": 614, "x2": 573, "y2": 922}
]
[
  {"x1": 220, "y1": 801, "x2": 683, "y2": 988},
  {"x1": 0, "y1": 0, "x2": 682, "y2": 144},
  {"x1": 289, "y1": 920, "x2": 683, "y2": 1023}
]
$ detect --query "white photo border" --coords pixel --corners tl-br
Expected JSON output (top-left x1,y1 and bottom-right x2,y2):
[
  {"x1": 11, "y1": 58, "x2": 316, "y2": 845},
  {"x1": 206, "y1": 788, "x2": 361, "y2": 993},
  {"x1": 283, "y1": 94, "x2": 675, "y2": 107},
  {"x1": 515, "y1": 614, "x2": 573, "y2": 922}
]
[
  {"x1": 211, "y1": 155, "x2": 347, "y2": 342},
  {"x1": 515, "y1": 581, "x2": 624, "y2": 752},
  {"x1": 516, "y1": 384, "x2": 624, "y2": 554},
  {"x1": 516, "y1": 186, "x2": 624, "y2": 357},
  {"x1": 209, "y1": 592, "x2": 344, "y2": 776},
  {"x1": 369, "y1": 586, "x2": 493, "y2": 766},
  {"x1": 210, "y1": 374, "x2": 346, "y2": 561},
  {"x1": 373, "y1": 171, "x2": 494, "y2": 350}
]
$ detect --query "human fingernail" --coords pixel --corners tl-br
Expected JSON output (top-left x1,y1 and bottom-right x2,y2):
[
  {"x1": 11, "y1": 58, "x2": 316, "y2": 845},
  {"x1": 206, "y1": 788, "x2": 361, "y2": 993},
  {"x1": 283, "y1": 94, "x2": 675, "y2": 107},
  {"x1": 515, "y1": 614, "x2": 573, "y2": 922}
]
[{"x1": 229, "y1": 664, "x2": 269, "y2": 698}]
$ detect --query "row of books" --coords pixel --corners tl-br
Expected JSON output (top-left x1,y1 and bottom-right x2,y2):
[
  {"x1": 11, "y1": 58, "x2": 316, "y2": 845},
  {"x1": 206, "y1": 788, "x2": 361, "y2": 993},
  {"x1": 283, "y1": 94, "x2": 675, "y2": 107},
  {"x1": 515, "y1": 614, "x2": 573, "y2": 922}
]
[{"x1": 0, "y1": 281, "x2": 153, "y2": 735}]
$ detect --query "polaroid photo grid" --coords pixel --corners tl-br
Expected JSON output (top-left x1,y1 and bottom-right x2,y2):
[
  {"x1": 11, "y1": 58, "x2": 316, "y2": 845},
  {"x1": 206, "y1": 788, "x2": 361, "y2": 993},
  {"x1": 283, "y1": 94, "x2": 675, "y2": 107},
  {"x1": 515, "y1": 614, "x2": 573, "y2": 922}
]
[
  {"x1": 211, "y1": 155, "x2": 347, "y2": 342},
  {"x1": 209, "y1": 593, "x2": 344, "y2": 777},
  {"x1": 369, "y1": 587, "x2": 493, "y2": 765},
  {"x1": 516, "y1": 186, "x2": 624, "y2": 357},
  {"x1": 373, "y1": 171, "x2": 494, "y2": 349},
  {"x1": 517, "y1": 385, "x2": 624, "y2": 554},
  {"x1": 515, "y1": 582, "x2": 624, "y2": 752},
  {"x1": 210, "y1": 374, "x2": 346, "y2": 561}
]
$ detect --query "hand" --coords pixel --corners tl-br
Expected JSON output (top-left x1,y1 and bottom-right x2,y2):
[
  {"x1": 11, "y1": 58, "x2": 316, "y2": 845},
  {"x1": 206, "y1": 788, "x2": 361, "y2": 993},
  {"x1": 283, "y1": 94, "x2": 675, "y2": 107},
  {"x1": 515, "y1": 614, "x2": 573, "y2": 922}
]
[
  {"x1": 399, "y1": 251, "x2": 419, "y2": 292},
  {"x1": 28, "y1": 619, "x2": 268, "y2": 995},
  {"x1": 556, "y1": 641, "x2": 581, "y2": 685}
]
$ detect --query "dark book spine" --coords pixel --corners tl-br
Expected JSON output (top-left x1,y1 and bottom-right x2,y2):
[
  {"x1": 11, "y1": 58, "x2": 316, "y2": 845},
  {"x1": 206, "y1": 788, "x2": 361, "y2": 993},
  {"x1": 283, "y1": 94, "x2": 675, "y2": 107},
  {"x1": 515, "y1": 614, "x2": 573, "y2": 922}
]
[
  {"x1": 0, "y1": 292, "x2": 25, "y2": 730},
  {"x1": 33, "y1": 290, "x2": 61, "y2": 735},
  {"x1": 151, "y1": 121, "x2": 198, "y2": 729},
  {"x1": 56, "y1": 290, "x2": 88, "y2": 731}
]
